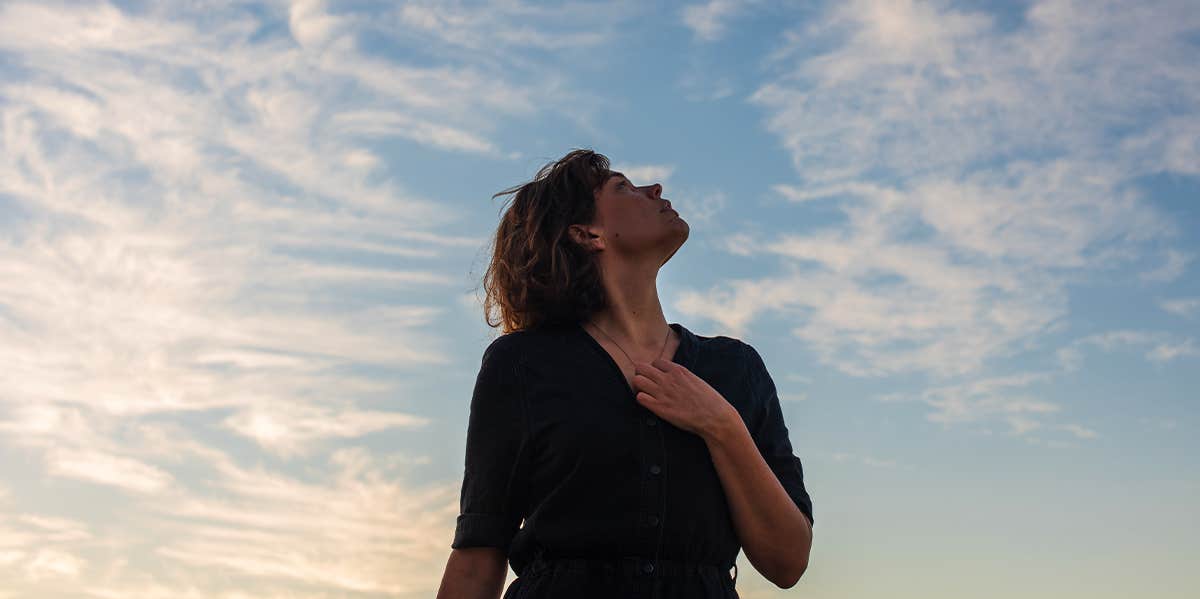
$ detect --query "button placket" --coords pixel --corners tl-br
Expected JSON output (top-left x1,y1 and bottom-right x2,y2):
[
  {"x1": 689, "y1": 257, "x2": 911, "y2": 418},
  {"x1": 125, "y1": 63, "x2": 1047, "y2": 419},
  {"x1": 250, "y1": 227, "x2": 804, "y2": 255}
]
[{"x1": 637, "y1": 407, "x2": 666, "y2": 571}]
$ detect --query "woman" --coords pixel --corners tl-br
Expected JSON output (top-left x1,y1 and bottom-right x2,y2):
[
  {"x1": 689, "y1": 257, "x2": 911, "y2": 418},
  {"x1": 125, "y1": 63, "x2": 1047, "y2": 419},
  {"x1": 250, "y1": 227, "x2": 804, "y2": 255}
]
[{"x1": 437, "y1": 149, "x2": 814, "y2": 599}]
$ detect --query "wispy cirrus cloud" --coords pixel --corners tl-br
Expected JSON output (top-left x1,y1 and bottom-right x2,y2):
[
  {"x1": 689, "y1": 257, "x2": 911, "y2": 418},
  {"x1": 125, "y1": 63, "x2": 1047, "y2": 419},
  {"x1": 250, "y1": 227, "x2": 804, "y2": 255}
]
[
  {"x1": 0, "y1": 0, "x2": 627, "y2": 594},
  {"x1": 679, "y1": 0, "x2": 1199, "y2": 437},
  {"x1": 612, "y1": 163, "x2": 677, "y2": 187},
  {"x1": 396, "y1": 0, "x2": 628, "y2": 51},
  {"x1": 681, "y1": 0, "x2": 762, "y2": 42},
  {"x1": 826, "y1": 450, "x2": 909, "y2": 469},
  {"x1": 1, "y1": 0, "x2": 1194, "y2": 595},
  {"x1": 1159, "y1": 297, "x2": 1200, "y2": 319},
  {"x1": 1056, "y1": 329, "x2": 1200, "y2": 371},
  {"x1": 1140, "y1": 248, "x2": 1195, "y2": 283}
]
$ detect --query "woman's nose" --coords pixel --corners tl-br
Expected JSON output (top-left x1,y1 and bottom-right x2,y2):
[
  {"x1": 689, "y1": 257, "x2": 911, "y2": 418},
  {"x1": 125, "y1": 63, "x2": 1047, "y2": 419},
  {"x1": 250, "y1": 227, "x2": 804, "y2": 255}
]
[{"x1": 649, "y1": 183, "x2": 662, "y2": 199}]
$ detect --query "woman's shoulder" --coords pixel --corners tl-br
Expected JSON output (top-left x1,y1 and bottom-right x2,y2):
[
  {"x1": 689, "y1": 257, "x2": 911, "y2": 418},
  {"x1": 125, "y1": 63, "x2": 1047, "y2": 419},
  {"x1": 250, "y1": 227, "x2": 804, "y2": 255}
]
[
  {"x1": 692, "y1": 331, "x2": 771, "y2": 384},
  {"x1": 481, "y1": 329, "x2": 530, "y2": 358},
  {"x1": 691, "y1": 328, "x2": 748, "y2": 360},
  {"x1": 480, "y1": 325, "x2": 565, "y2": 360}
]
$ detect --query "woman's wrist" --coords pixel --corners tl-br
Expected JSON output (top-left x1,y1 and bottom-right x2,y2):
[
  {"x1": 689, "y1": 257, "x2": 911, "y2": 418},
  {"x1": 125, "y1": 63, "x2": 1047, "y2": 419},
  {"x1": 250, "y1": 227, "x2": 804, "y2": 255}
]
[{"x1": 701, "y1": 405, "x2": 747, "y2": 447}]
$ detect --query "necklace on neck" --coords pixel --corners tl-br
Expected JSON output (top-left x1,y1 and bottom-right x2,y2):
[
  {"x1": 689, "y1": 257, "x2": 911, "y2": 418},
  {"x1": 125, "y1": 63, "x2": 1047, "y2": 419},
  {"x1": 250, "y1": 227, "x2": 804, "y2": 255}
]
[{"x1": 586, "y1": 319, "x2": 673, "y2": 369}]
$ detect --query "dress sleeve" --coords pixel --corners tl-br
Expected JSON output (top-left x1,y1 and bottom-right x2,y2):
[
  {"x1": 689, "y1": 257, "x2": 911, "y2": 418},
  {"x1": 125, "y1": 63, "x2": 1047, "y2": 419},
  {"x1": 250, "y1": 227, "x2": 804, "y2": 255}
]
[
  {"x1": 743, "y1": 342, "x2": 814, "y2": 527},
  {"x1": 451, "y1": 335, "x2": 531, "y2": 550}
]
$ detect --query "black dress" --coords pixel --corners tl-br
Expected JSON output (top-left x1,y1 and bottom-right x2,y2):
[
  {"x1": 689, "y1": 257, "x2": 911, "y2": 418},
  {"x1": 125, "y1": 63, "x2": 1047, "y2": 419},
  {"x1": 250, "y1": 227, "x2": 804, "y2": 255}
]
[{"x1": 452, "y1": 321, "x2": 814, "y2": 598}]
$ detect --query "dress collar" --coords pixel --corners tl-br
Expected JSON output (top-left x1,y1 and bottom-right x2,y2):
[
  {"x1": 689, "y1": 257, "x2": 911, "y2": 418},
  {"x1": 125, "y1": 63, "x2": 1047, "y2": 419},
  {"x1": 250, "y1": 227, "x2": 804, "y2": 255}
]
[{"x1": 669, "y1": 322, "x2": 698, "y2": 371}]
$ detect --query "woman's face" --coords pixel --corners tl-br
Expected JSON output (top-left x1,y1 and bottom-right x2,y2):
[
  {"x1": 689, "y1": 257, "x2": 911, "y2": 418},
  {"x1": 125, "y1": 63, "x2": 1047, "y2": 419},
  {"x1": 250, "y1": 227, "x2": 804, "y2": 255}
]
[{"x1": 581, "y1": 170, "x2": 689, "y2": 265}]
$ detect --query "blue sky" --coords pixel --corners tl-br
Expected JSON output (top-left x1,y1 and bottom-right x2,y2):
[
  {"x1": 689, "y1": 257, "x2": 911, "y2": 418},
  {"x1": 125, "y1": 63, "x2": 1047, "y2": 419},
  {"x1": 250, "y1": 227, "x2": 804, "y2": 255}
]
[{"x1": 0, "y1": 0, "x2": 1197, "y2": 597}]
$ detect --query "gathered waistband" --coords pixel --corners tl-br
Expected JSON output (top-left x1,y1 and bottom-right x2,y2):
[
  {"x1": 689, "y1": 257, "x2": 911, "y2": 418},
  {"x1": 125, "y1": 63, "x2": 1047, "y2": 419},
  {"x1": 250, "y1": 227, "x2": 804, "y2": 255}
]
[{"x1": 524, "y1": 555, "x2": 737, "y2": 583}]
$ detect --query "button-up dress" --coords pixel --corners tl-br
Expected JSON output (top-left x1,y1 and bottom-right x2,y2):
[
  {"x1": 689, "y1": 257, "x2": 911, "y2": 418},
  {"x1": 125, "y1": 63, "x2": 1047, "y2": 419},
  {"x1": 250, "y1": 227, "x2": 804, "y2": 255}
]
[{"x1": 452, "y1": 321, "x2": 814, "y2": 598}]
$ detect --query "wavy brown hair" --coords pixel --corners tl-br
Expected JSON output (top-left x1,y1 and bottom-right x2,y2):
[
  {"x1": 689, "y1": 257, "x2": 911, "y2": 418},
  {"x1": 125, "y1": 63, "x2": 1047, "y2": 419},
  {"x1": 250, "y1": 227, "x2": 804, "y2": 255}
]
[{"x1": 481, "y1": 148, "x2": 613, "y2": 334}]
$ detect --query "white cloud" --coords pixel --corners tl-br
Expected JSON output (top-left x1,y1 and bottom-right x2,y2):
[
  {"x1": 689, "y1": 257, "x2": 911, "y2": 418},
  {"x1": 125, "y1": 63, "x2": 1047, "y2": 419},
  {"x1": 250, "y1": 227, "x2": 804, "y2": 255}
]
[
  {"x1": 1159, "y1": 297, "x2": 1200, "y2": 319},
  {"x1": 1140, "y1": 249, "x2": 1194, "y2": 283},
  {"x1": 17, "y1": 515, "x2": 91, "y2": 543},
  {"x1": 1057, "y1": 329, "x2": 1199, "y2": 370},
  {"x1": 222, "y1": 402, "x2": 429, "y2": 457},
  {"x1": 0, "y1": 507, "x2": 93, "y2": 590},
  {"x1": 825, "y1": 450, "x2": 906, "y2": 469},
  {"x1": 333, "y1": 109, "x2": 501, "y2": 155},
  {"x1": 1058, "y1": 423, "x2": 1099, "y2": 439},
  {"x1": 679, "y1": 0, "x2": 1197, "y2": 391},
  {"x1": 678, "y1": 189, "x2": 727, "y2": 227},
  {"x1": 873, "y1": 370, "x2": 1063, "y2": 435},
  {"x1": 46, "y1": 448, "x2": 174, "y2": 494},
  {"x1": 677, "y1": 68, "x2": 736, "y2": 102},
  {"x1": 288, "y1": 0, "x2": 347, "y2": 49},
  {"x1": 611, "y1": 163, "x2": 676, "y2": 187},
  {"x1": 395, "y1": 0, "x2": 628, "y2": 51},
  {"x1": 779, "y1": 391, "x2": 808, "y2": 402},
  {"x1": 681, "y1": 0, "x2": 758, "y2": 41},
  {"x1": 23, "y1": 549, "x2": 84, "y2": 580},
  {"x1": 1146, "y1": 339, "x2": 1200, "y2": 363},
  {"x1": 142, "y1": 445, "x2": 458, "y2": 596},
  {"x1": 0, "y1": 1, "x2": 619, "y2": 594},
  {"x1": 754, "y1": 0, "x2": 1200, "y2": 182}
]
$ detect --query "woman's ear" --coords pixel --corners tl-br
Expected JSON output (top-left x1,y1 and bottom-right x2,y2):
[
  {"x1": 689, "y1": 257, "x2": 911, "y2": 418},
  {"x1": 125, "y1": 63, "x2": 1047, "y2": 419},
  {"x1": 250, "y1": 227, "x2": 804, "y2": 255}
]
[{"x1": 568, "y1": 223, "x2": 602, "y2": 252}]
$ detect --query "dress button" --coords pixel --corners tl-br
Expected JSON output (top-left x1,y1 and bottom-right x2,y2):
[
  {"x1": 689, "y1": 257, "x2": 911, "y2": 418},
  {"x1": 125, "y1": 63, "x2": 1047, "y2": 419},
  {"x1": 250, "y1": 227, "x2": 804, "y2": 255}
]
[
  {"x1": 642, "y1": 561, "x2": 654, "y2": 574},
  {"x1": 649, "y1": 464, "x2": 661, "y2": 475},
  {"x1": 645, "y1": 416, "x2": 657, "y2": 426}
]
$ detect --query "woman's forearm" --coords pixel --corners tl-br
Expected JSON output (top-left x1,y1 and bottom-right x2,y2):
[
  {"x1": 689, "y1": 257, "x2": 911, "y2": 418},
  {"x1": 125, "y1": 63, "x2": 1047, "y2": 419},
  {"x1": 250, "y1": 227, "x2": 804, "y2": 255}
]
[
  {"x1": 703, "y1": 413, "x2": 812, "y2": 588},
  {"x1": 436, "y1": 547, "x2": 507, "y2": 599}
]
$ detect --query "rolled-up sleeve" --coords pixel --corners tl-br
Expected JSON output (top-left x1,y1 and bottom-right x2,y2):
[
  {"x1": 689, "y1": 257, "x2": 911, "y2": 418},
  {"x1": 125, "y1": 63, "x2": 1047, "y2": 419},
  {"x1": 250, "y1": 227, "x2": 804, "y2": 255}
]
[
  {"x1": 451, "y1": 335, "x2": 531, "y2": 551},
  {"x1": 743, "y1": 342, "x2": 814, "y2": 527}
]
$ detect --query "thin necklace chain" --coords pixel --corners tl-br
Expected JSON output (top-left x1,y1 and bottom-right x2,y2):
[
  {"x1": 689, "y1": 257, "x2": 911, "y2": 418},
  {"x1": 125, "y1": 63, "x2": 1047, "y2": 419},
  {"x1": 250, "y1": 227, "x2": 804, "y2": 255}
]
[{"x1": 586, "y1": 319, "x2": 672, "y2": 370}]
